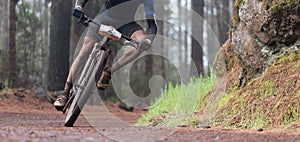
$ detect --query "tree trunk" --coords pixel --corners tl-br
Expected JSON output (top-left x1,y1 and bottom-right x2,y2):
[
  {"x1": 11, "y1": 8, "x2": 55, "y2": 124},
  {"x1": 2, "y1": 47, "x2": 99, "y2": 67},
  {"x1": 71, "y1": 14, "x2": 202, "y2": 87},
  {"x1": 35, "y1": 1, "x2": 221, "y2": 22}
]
[
  {"x1": 191, "y1": 0, "x2": 204, "y2": 77},
  {"x1": 155, "y1": 1, "x2": 165, "y2": 78},
  {"x1": 47, "y1": 0, "x2": 72, "y2": 91},
  {"x1": 8, "y1": 0, "x2": 19, "y2": 88},
  {"x1": 178, "y1": 0, "x2": 183, "y2": 66},
  {"x1": 42, "y1": 0, "x2": 50, "y2": 87},
  {"x1": 219, "y1": 0, "x2": 230, "y2": 44},
  {"x1": 207, "y1": 1, "x2": 220, "y2": 68},
  {"x1": 0, "y1": 0, "x2": 9, "y2": 51},
  {"x1": 184, "y1": 0, "x2": 188, "y2": 67}
]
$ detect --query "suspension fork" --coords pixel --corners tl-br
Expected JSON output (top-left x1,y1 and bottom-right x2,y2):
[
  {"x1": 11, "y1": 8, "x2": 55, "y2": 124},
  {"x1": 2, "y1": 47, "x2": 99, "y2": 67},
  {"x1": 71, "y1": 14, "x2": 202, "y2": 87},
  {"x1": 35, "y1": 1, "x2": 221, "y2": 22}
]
[{"x1": 63, "y1": 37, "x2": 108, "y2": 113}]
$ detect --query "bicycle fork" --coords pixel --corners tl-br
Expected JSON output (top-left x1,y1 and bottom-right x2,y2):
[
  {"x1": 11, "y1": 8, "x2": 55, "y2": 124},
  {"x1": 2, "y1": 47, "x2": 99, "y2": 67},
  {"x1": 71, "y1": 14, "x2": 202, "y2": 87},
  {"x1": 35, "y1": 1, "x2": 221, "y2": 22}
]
[{"x1": 63, "y1": 37, "x2": 109, "y2": 113}]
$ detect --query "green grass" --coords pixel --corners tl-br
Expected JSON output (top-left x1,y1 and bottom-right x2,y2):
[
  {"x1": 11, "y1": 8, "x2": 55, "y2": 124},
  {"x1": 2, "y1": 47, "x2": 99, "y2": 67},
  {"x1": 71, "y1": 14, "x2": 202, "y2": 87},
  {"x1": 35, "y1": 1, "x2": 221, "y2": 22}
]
[
  {"x1": 218, "y1": 92, "x2": 235, "y2": 110},
  {"x1": 137, "y1": 49, "x2": 300, "y2": 129},
  {"x1": 251, "y1": 108, "x2": 265, "y2": 129},
  {"x1": 264, "y1": 80, "x2": 275, "y2": 98},
  {"x1": 137, "y1": 75, "x2": 217, "y2": 126},
  {"x1": 1, "y1": 85, "x2": 11, "y2": 94}
]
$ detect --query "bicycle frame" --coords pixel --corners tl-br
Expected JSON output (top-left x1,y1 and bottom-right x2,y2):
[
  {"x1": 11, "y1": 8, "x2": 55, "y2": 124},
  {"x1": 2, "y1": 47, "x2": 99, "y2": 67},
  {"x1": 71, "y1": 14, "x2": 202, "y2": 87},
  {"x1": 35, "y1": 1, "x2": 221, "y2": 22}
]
[
  {"x1": 63, "y1": 37, "x2": 108, "y2": 114},
  {"x1": 63, "y1": 15, "x2": 139, "y2": 127}
]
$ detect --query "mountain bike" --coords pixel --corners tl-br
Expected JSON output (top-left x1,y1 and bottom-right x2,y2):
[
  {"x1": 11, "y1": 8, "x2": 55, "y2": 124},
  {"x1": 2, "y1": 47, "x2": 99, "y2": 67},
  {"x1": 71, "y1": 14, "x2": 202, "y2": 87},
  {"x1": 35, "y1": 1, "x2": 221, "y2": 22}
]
[{"x1": 62, "y1": 15, "x2": 139, "y2": 127}]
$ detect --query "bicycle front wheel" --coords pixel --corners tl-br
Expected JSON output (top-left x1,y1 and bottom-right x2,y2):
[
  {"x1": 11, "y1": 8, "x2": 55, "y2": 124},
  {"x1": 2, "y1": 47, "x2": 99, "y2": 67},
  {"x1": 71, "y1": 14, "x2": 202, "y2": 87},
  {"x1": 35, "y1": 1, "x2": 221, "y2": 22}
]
[
  {"x1": 64, "y1": 78, "x2": 94, "y2": 127},
  {"x1": 64, "y1": 99, "x2": 81, "y2": 127},
  {"x1": 64, "y1": 50, "x2": 106, "y2": 127},
  {"x1": 65, "y1": 81, "x2": 92, "y2": 127}
]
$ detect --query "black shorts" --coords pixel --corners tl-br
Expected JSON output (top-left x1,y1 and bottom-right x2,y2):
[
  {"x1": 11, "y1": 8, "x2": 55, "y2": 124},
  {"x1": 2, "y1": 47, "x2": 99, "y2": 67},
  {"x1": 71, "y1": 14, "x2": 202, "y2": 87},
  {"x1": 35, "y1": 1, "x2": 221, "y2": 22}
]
[
  {"x1": 86, "y1": 21, "x2": 144, "y2": 40},
  {"x1": 117, "y1": 22, "x2": 144, "y2": 37}
]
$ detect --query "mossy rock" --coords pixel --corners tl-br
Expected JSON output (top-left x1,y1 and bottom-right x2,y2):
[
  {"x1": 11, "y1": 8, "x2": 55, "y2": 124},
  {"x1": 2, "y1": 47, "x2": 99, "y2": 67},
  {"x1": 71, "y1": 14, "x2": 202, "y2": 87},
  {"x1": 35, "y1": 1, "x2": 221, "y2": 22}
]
[
  {"x1": 215, "y1": 49, "x2": 300, "y2": 129},
  {"x1": 259, "y1": 0, "x2": 300, "y2": 13}
]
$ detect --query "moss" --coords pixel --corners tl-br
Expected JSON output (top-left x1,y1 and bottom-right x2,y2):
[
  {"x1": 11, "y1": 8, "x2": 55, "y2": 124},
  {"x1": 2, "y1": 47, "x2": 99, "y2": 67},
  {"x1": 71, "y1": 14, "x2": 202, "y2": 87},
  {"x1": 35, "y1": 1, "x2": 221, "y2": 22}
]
[
  {"x1": 278, "y1": 52, "x2": 299, "y2": 63},
  {"x1": 213, "y1": 39, "x2": 243, "y2": 93},
  {"x1": 231, "y1": 0, "x2": 300, "y2": 27},
  {"x1": 259, "y1": 0, "x2": 300, "y2": 13},
  {"x1": 218, "y1": 92, "x2": 235, "y2": 109},
  {"x1": 214, "y1": 49, "x2": 300, "y2": 129},
  {"x1": 231, "y1": 0, "x2": 244, "y2": 27}
]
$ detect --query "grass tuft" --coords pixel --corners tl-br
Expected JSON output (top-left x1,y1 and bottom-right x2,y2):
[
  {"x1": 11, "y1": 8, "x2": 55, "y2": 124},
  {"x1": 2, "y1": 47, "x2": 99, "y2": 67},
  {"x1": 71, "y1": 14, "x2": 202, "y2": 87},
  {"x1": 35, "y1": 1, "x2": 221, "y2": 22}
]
[{"x1": 137, "y1": 75, "x2": 217, "y2": 126}]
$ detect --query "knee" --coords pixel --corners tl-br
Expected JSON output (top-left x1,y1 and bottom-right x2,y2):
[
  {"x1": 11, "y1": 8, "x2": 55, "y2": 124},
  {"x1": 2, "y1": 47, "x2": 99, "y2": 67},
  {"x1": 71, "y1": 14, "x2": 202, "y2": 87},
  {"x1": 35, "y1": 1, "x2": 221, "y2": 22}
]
[
  {"x1": 131, "y1": 30, "x2": 146, "y2": 41},
  {"x1": 75, "y1": 37, "x2": 97, "y2": 58},
  {"x1": 83, "y1": 37, "x2": 97, "y2": 47}
]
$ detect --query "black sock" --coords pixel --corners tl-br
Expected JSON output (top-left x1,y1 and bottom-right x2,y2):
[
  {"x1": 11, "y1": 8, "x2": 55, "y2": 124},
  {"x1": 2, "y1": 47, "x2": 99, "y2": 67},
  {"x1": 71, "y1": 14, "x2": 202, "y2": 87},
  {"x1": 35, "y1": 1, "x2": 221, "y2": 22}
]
[{"x1": 63, "y1": 82, "x2": 73, "y2": 94}]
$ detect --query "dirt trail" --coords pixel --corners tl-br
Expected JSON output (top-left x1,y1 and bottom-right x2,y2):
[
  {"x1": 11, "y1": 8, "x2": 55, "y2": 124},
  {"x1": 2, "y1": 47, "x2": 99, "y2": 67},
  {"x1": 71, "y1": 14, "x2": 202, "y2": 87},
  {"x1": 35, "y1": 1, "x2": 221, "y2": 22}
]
[{"x1": 0, "y1": 90, "x2": 300, "y2": 142}]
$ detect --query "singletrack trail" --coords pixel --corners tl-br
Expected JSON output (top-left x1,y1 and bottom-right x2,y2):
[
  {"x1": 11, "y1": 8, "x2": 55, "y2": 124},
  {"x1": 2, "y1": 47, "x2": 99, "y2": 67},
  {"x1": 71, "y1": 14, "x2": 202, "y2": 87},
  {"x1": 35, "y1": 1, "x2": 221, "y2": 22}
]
[
  {"x1": 1, "y1": 103, "x2": 300, "y2": 142},
  {"x1": 0, "y1": 90, "x2": 299, "y2": 142}
]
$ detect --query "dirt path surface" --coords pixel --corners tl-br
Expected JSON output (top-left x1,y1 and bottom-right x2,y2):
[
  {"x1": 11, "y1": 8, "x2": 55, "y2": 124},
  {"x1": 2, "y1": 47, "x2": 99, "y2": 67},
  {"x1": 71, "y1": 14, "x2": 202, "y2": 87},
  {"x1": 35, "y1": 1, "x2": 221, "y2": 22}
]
[{"x1": 1, "y1": 90, "x2": 300, "y2": 142}]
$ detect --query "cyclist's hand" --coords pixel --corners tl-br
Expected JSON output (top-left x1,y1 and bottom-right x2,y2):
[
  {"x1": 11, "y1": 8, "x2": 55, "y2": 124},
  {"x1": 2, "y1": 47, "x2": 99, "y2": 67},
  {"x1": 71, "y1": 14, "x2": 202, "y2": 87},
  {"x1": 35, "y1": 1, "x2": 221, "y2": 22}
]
[
  {"x1": 72, "y1": 7, "x2": 84, "y2": 19},
  {"x1": 138, "y1": 39, "x2": 152, "y2": 51}
]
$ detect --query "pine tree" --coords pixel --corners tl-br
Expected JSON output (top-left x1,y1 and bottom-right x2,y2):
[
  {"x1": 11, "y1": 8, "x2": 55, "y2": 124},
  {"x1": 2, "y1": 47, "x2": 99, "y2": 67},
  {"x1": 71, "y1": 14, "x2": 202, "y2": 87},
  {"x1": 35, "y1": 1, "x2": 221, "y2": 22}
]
[{"x1": 47, "y1": 0, "x2": 72, "y2": 91}]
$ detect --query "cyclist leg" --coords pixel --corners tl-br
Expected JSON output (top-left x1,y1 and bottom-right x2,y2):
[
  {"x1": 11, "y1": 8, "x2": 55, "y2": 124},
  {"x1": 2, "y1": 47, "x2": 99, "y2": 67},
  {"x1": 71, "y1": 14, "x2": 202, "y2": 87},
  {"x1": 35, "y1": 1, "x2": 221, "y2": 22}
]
[
  {"x1": 96, "y1": 22, "x2": 146, "y2": 90},
  {"x1": 68, "y1": 12, "x2": 106, "y2": 85},
  {"x1": 54, "y1": 36, "x2": 97, "y2": 110},
  {"x1": 54, "y1": 15, "x2": 104, "y2": 110},
  {"x1": 111, "y1": 21, "x2": 147, "y2": 72}
]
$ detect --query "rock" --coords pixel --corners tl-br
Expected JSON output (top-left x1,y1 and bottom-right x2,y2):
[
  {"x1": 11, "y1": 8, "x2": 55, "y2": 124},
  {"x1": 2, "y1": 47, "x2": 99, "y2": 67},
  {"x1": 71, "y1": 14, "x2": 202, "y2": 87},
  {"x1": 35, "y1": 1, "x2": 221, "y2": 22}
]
[
  {"x1": 229, "y1": 0, "x2": 300, "y2": 86},
  {"x1": 31, "y1": 85, "x2": 51, "y2": 102},
  {"x1": 239, "y1": 0, "x2": 300, "y2": 45},
  {"x1": 231, "y1": 22, "x2": 266, "y2": 86},
  {"x1": 152, "y1": 122, "x2": 159, "y2": 126},
  {"x1": 197, "y1": 125, "x2": 211, "y2": 129},
  {"x1": 3, "y1": 93, "x2": 10, "y2": 99},
  {"x1": 177, "y1": 125, "x2": 187, "y2": 128},
  {"x1": 29, "y1": 131, "x2": 34, "y2": 135},
  {"x1": 17, "y1": 88, "x2": 26, "y2": 93},
  {"x1": 14, "y1": 92, "x2": 25, "y2": 98},
  {"x1": 239, "y1": 0, "x2": 270, "y2": 43},
  {"x1": 17, "y1": 97, "x2": 24, "y2": 102}
]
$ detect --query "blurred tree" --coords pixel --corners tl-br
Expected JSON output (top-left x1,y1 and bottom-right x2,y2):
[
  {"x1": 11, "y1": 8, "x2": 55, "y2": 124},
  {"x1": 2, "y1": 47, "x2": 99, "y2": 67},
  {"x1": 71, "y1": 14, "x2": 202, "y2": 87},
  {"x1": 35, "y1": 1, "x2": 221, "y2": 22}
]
[
  {"x1": 0, "y1": 0, "x2": 233, "y2": 90},
  {"x1": 9, "y1": 0, "x2": 19, "y2": 88},
  {"x1": 0, "y1": 0, "x2": 9, "y2": 51},
  {"x1": 206, "y1": 0, "x2": 219, "y2": 68},
  {"x1": 205, "y1": 0, "x2": 230, "y2": 70},
  {"x1": 47, "y1": 0, "x2": 72, "y2": 91},
  {"x1": 184, "y1": 0, "x2": 188, "y2": 68},
  {"x1": 178, "y1": 0, "x2": 183, "y2": 66},
  {"x1": 42, "y1": 0, "x2": 51, "y2": 87},
  {"x1": 16, "y1": 2, "x2": 43, "y2": 87},
  {"x1": 191, "y1": 0, "x2": 204, "y2": 77},
  {"x1": 219, "y1": 0, "x2": 230, "y2": 44},
  {"x1": 0, "y1": 0, "x2": 9, "y2": 86}
]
